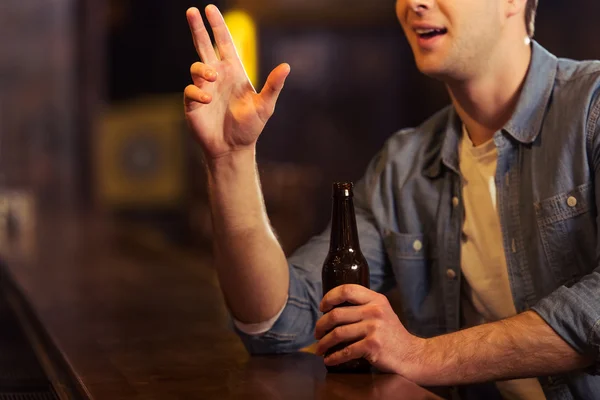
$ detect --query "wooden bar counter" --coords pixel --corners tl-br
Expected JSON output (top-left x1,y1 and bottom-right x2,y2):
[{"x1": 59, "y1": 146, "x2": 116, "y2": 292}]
[{"x1": 0, "y1": 213, "x2": 445, "y2": 399}]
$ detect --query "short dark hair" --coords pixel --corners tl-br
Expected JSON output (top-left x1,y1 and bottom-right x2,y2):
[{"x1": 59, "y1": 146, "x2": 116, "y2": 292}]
[{"x1": 525, "y1": 0, "x2": 539, "y2": 38}]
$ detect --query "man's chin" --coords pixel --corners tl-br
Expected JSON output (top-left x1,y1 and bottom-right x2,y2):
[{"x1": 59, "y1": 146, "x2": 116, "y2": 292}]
[{"x1": 415, "y1": 61, "x2": 449, "y2": 81}]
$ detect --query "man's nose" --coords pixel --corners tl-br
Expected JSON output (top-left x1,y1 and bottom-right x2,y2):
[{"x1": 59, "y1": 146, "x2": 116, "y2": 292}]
[{"x1": 406, "y1": 0, "x2": 433, "y2": 14}]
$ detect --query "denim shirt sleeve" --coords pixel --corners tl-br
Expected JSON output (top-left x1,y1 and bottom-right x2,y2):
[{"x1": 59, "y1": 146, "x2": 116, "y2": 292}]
[
  {"x1": 235, "y1": 152, "x2": 395, "y2": 354},
  {"x1": 532, "y1": 93, "x2": 600, "y2": 374}
]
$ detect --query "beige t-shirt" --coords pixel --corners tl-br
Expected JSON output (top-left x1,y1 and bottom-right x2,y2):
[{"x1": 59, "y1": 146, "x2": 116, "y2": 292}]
[{"x1": 459, "y1": 126, "x2": 546, "y2": 400}]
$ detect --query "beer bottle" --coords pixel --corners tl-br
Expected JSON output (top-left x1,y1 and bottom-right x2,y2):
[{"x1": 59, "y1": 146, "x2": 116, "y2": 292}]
[{"x1": 322, "y1": 182, "x2": 371, "y2": 373}]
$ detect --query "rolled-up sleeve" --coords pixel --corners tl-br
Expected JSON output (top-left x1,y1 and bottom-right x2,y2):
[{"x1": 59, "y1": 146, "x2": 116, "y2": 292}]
[
  {"x1": 234, "y1": 258, "x2": 324, "y2": 354},
  {"x1": 532, "y1": 270, "x2": 600, "y2": 374},
  {"x1": 235, "y1": 151, "x2": 395, "y2": 354},
  {"x1": 532, "y1": 92, "x2": 600, "y2": 374}
]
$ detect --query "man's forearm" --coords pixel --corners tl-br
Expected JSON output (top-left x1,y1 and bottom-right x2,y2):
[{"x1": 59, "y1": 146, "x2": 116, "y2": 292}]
[
  {"x1": 411, "y1": 311, "x2": 594, "y2": 386},
  {"x1": 206, "y1": 148, "x2": 289, "y2": 324}
]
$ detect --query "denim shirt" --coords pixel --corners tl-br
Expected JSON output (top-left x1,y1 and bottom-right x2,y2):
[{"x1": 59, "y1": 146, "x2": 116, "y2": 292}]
[{"x1": 235, "y1": 42, "x2": 600, "y2": 399}]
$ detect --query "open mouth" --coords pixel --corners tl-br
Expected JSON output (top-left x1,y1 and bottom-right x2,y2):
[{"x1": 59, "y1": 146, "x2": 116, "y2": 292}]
[{"x1": 415, "y1": 28, "x2": 448, "y2": 39}]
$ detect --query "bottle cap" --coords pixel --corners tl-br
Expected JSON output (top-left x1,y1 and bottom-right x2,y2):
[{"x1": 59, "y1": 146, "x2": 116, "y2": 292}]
[{"x1": 332, "y1": 182, "x2": 353, "y2": 197}]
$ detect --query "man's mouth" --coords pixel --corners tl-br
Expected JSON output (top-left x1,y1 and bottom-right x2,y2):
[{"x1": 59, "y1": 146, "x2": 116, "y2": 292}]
[{"x1": 415, "y1": 28, "x2": 448, "y2": 39}]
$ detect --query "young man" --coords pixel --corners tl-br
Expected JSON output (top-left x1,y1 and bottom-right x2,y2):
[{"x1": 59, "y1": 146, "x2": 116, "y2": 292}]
[{"x1": 183, "y1": 0, "x2": 600, "y2": 398}]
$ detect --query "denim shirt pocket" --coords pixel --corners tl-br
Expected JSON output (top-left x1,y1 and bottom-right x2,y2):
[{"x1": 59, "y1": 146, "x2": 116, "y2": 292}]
[
  {"x1": 534, "y1": 182, "x2": 596, "y2": 286},
  {"x1": 383, "y1": 231, "x2": 442, "y2": 338}
]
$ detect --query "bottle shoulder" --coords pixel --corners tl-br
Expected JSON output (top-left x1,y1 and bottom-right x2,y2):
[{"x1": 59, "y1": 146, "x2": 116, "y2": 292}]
[{"x1": 323, "y1": 250, "x2": 369, "y2": 269}]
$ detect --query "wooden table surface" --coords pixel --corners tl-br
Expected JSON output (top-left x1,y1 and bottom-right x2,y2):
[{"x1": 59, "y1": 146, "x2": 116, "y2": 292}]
[{"x1": 0, "y1": 213, "x2": 445, "y2": 399}]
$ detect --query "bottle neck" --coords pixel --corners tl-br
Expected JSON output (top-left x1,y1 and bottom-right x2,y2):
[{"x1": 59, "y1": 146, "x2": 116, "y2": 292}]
[{"x1": 329, "y1": 194, "x2": 361, "y2": 252}]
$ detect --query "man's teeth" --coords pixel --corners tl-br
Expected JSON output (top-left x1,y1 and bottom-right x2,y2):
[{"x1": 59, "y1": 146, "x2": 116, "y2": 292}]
[
  {"x1": 416, "y1": 28, "x2": 437, "y2": 35},
  {"x1": 415, "y1": 28, "x2": 447, "y2": 36}
]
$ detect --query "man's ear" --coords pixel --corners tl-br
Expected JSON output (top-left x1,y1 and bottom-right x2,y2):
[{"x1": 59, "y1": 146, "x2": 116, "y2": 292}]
[{"x1": 505, "y1": 0, "x2": 527, "y2": 18}]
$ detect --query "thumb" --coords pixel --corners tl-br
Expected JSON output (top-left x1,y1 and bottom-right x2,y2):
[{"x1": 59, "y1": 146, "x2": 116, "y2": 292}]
[{"x1": 257, "y1": 63, "x2": 290, "y2": 118}]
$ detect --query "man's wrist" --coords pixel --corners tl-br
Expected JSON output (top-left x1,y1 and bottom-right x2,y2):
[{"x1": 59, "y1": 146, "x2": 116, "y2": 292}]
[
  {"x1": 403, "y1": 327, "x2": 492, "y2": 386},
  {"x1": 396, "y1": 336, "x2": 434, "y2": 384},
  {"x1": 205, "y1": 146, "x2": 257, "y2": 177}
]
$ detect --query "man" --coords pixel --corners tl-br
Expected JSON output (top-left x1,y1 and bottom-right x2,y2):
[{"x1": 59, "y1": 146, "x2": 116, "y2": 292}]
[{"x1": 183, "y1": 0, "x2": 600, "y2": 398}]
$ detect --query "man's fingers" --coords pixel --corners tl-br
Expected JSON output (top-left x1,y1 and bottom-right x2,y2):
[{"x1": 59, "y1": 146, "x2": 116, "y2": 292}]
[
  {"x1": 314, "y1": 306, "x2": 364, "y2": 340},
  {"x1": 324, "y1": 341, "x2": 369, "y2": 367},
  {"x1": 186, "y1": 7, "x2": 218, "y2": 64},
  {"x1": 205, "y1": 5, "x2": 238, "y2": 61},
  {"x1": 316, "y1": 322, "x2": 366, "y2": 357},
  {"x1": 184, "y1": 84, "x2": 212, "y2": 109},
  {"x1": 257, "y1": 63, "x2": 290, "y2": 120},
  {"x1": 320, "y1": 284, "x2": 377, "y2": 313},
  {"x1": 190, "y1": 62, "x2": 218, "y2": 87}
]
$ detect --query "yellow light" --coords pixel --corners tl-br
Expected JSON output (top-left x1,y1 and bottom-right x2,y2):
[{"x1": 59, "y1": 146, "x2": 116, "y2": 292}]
[{"x1": 223, "y1": 10, "x2": 258, "y2": 87}]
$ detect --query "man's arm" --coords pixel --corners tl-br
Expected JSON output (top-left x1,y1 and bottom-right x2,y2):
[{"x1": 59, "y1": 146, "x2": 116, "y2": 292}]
[
  {"x1": 184, "y1": 5, "x2": 291, "y2": 324},
  {"x1": 413, "y1": 310, "x2": 594, "y2": 386},
  {"x1": 315, "y1": 285, "x2": 596, "y2": 385},
  {"x1": 207, "y1": 149, "x2": 289, "y2": 323}
]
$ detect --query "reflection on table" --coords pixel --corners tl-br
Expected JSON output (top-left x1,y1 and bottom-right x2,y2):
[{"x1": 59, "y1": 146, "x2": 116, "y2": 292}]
[{"x1": 0, "y1": 212, "x2": 446, "y2": 399}]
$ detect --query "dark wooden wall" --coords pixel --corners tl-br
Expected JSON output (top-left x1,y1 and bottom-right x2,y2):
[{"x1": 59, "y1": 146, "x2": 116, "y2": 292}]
[{"x1": 0, "y1": 0, "x2": 105, "y2": 209}]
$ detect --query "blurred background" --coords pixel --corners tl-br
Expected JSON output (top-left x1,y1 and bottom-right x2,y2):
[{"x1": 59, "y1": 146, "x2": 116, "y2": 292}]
[{"x1": 0, "y1": 0, "x2": 599, "y2": 257}]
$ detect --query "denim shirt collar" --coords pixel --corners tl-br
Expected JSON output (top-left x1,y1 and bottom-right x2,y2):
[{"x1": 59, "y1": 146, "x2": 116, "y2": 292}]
[
  {"x1": 504, "y1": 41, "x2": 558, "y2": 144},
  {"x1": 424, "y1": 41, "x2": 559, "y2": 178}
]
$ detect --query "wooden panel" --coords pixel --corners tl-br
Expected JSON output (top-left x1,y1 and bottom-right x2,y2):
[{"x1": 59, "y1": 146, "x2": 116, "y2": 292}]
[{"x1": 0, "y1": 0, "x2": 78, "y2": 208}]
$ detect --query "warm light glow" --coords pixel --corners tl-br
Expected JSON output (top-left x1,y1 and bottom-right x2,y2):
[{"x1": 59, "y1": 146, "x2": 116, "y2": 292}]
[{"x1": 223, "y1": 10, "x2": 258, "y2": 86}]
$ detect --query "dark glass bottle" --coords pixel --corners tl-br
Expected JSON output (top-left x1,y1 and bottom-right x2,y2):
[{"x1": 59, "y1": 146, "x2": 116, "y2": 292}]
[{"x1": 322, "y1": 182, "x2": 371, "y2": 373}]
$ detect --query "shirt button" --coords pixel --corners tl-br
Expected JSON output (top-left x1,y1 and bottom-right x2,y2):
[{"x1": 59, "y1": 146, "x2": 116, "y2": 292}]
[
  {"x1": 452, "y1": 197, "x2": 460, "y2": 207},
  {"x1": 413, "y1": 240, "x2": 423, "y2": 252},
  {"x1": 446, "y1": 269, "x2": 456, "y2": 279},
  {"x1": 567, "y1": 196, "x2": 577, "y2": 207}
]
